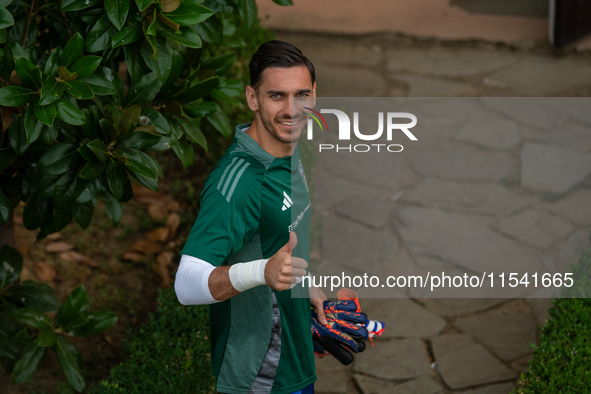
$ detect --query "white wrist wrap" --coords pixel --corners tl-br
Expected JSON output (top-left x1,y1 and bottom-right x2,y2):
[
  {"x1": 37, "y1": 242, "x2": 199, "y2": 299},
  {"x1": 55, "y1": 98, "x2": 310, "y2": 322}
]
[{"x1": 228, "y1": 259, "x2": 268, "y2": 292}]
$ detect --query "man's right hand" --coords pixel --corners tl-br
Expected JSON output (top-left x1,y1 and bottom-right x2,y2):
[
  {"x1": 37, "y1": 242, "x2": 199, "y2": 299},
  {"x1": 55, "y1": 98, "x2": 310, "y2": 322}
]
[{"x1": 265, "y1": 232, "x2": 308, "y2": 291}]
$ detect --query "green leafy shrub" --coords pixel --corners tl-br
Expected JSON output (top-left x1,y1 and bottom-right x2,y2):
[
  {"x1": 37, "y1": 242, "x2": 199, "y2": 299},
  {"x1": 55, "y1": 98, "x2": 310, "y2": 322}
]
[
  {"x1": 88, "y1": 287, "x2": 214, "y2": 394},
  {"x1": 516, "y1": 246, "x2": 591, "y2": 393},
  {"x1": 0, "y1": 0, "x2": 290, "y2": 391},
  {"x1": 0, "y1": 245, "x2": 117, "y2": 391}
]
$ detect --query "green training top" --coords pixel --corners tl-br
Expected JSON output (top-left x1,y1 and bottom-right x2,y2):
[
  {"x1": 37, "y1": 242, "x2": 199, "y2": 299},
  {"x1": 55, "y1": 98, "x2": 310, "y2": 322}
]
[{"x1": 182, "y1": 123, "x2": 315, "y2": 394}]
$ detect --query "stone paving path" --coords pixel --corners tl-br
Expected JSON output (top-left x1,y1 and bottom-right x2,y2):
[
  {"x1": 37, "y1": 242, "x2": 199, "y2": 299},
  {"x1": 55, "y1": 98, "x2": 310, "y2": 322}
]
[{"x1": 274, "y1": 31, "x2": 591, "y2": 393}]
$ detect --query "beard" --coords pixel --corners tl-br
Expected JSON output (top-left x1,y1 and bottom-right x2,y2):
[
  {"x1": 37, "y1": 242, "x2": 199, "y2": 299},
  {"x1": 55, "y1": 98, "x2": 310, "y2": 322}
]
[{"x1": 259, "y1": 105, "x2": 306, "y2": 144}]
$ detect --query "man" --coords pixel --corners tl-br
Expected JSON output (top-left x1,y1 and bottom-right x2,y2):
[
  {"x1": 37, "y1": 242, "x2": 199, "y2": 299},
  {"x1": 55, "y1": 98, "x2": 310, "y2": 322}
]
[{"x1": 175, "y1": 40, "x2": 327, "y2": 394}]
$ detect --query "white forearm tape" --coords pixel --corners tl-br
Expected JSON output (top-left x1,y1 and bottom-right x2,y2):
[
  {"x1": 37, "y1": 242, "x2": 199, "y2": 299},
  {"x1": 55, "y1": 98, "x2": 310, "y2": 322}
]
[{"x1": 228, "y1": 259, "x2": 268, "y2": 292}]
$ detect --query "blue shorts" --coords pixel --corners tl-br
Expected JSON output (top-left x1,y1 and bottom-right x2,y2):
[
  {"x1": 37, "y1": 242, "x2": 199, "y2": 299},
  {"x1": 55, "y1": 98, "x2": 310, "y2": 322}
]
[{"x1": 292, "y1": 382, "x2": 314, "y2": 394}]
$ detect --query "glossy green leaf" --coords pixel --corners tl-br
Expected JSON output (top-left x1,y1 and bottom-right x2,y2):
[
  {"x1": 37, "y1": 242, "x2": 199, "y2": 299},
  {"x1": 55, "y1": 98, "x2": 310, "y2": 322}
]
[
  {"x1": 7, "y1": 114, "x2": 29, "y2": 156},
  {"x1": 101, "y1": 66, "x2": 124, "y2": 105},
  {"x1": 60, "y1": 33, "x2": 83, "y2": 68},
  {"x1": 57, "y1": 65, "x2": 78, "y2": 82},
  {"x1": 106, "y1": 158, "x2": 127, "y2": 200},
  {"x1": 12, "y1": 339, "x2": 46, "y2": 384},
  {"x1": 87, "y1": 139, "x2": 109, "y2": 162},
  {"x1": 41, "y1": 125, "x2": 58, "y2": 145},
  {"x1": 105, "y1": 0, "x2": 130, "y2": 30},
  {"x1": 9, "y1": 43, "x2": 30, "y2": 61},
  {"x1": 69, "y1": 311, "x2": 117, "y2": 337},
  {"x1": 178, "y1": 117, "x2": 207, "y2": 152},
  {"x1": 0, "y1": 245, "x2": 23, "y2": 287},
  {"x1": 0, "y1": 27, "x2": 5, "y2": 44},
  {"x1": 117, "y1": 105, "x2": 141, "y2": 134},
  {"x1": 38, "y1": 141, "x2": 82, "y2": 176},
  {"x1": 11, "y1": 308, "x2": 52, "y2": 330},
  {"x1": 34, "y1": 101, "x2": 57, "y2": 126},
  {"x1": 163, "y1": 3, "x2": 213, "y2": 26},
  {"x1": 206, "y1": 111, "x2": 232, "y2": 137},
  {"x1": 39, "y1": 76, "x2": 64, "y2": 106},
  {"x1": 183, "y1": 101, "x2": 220, "y2": 118},
  {"x1": 145, "y1": 8, "x2": 157, "y2": 36},
  {"x1": 24, "y1": 101, "x2": 43, "y2": 144},
  {"x1": 0, "y1": 86, "x2": 35, "y2": 107},
  {"x1": 14, "y1": 56, "x2": 42, "y2": 90},
  {"x1": 0, "y1": 5, "x2": 14, "y2": 30},
  {"x1": 75, "y1": 177, "x2": 104, "y2": 204},
  {"x1": 55, "y1": 97, "x2": 86, "y2": 125},
  {"x1": 79, "y1": 7, "x2": 104, "y2": 24},
  {"x1": 79, "y1": 75, "x2": 115, "y2": 96},
  {"x1": 155, "y1": 22, "x2": 202, "y2": 48},
  {"x1": 78, "y1": 158, "x2": 106, "y2": 180},
  {"x1": 85, "y1": 15, "x2": 116, "y2": 53},
  {"x1": 111, "y1": 21, "x2": 142, "y2": 48},
  {"x1": 128, "y1": 171, "x2": 158, "y2": 193},
  {"x1": 54, "y1": 285, "x2": 89, "y2": 329},
  {"x1": 64, "y1": 80, "x2": 94, "y2": 100},
  {"x1": 125, "y1": 72, "x2": 161, "y2": 108},
  {"x1": 36, "y1": 330, "x2": 57, "y2": 347},
  {"x1": 173, "y1": 76, "x2": 219, "y2": 103},
  {"x1": 235, "y1": 0, "x2": 257, "y2": 30},
  {"x1": 135, "y1": 0, "x2": 155, "y2": 12},
  {"x1": 171, "y1": 138, "x2": 194, "y2": 169},
  {"x1": 192, "y1": 14, "x2": 222, "y2": 44},
  {"x1": 0, "y1": 47, "x2": 14, "y2": 82},
  {"x1": 272, "y1": 0, "x2": 293, "y2": 5},
  {"x1": 201, "y1": 53, "x2": 235, "y2": 75},
  {"x1": 22, "y1": 193, "x2": 48, "y2": 230},
  {"x1": 160, "y1": 50, "x2": 182, "y2": 92},
  {"x1": 102, "y1": 191, "x2": 122, "y2": 225},
  {"x1": 117, "y1": 148, "x2": 161, "y2": 179},
  {"x1": 72, "y1": 201, "x2": 93, "y2": 228},
  {"x1": 120, "y1": 131, "x2": 161, "y2": 150},
  {"x1": 44, "y1": 47, "x2": 61, "y2": 77},
  {"x1": 53, "y1": 336, "x2": 85, "y2": 392},
  {"x1": 38, "y1": 170, "x2": 76, "y2": 199},
  {"x1": 140, "y1": 36, "x2": 172, "y2": 83},
  {"x1": 121, "y1": 44, "x2": 146, "y2": 85},
  {"x1": 69, "y1": 56, "x2": 102, "y2": 79},
  {"x1": 61, "y1": 0, "x2": 101, "y2": 11},
  {"x1": 6, "y1": 281, "x2": 61, "y2": 311},
  {"x1": 0, "y1": 186, "x2": 10, "y2": 224},
  {"x1": 141, "y1": 108, "x2": 170, "y2": 134}
]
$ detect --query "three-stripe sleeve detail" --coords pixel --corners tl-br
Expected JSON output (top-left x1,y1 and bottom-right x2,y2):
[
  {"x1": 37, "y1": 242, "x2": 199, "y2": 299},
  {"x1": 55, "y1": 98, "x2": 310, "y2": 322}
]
[
  {"x1": 226, "y1": 162, "x2": 251, "y2": 202},
  {"x1": 217, "y1": 156, "x2": 239, "y2": 190},
  {"x1": 217, "y1": 157, "x2": 251, "y2": 202}
]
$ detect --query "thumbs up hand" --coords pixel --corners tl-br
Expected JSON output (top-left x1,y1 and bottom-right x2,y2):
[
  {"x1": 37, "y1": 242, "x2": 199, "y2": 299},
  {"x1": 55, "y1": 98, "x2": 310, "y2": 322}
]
[{"x1": 265, "y1": 232, "x2": 308, "y2": 291}]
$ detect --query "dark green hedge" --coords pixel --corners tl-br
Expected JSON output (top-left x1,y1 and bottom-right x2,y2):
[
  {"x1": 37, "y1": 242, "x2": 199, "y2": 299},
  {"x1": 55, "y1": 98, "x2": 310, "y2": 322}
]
[
  {"x1": 516, "y1": 247, "x2": 591, "y2": 393},
  {"x1": 89, "y1": 287, "x2": 215, "y2": 394}
]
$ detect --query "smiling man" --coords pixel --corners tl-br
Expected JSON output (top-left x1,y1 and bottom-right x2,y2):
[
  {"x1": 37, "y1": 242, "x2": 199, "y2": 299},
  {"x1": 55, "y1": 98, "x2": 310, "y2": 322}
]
[{"x1": 175, "y1": 41, "x2": 326, "y2": 394}]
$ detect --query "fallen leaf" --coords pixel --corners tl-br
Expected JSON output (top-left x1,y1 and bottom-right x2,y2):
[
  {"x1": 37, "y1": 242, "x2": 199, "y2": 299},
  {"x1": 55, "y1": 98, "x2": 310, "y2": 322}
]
[
  {"x1": 147, "y1": 204, "x2": 168, "y2": 220},
  {"x1": 146, "y1": 227, "x2": 170, "y2": 243},
  {"x1": 164, "y1": 200, "x2": 180, "y2": 213},
  {"x1": 166, "y1": 213, "x2": 181, "y2": 239},
  {"x1": 156, "y1": 252, "x2": 173, "y2": 267},
  {"x1": 59, "y1": 251, "x2": 99, "y2": 267},
  {"x1": 46, "y1": 242, "x2": 74, "y2": 253},
  {"x1": 122, "y1": 251, "x2": 145, "y2": 262},
  {"x1": 13, "y1": 214, "x2": 23, "y2": 225},
  {"x1": 129, "y1": 239, "x2": 162, "y2": 255},
  {"x1": 46, "y1": 232, "x2": 62, "y2": 241},
  {"x1": 153, "y1": 262, "x2": 170, "y2": 289},
  {"x1": 35, "y1": 262, "x2": 56, "y2": 282}
]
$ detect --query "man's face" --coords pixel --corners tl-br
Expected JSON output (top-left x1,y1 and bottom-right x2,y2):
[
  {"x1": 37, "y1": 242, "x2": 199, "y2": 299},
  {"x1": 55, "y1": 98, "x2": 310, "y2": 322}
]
[{"x1": 248, "y1": 66, "x2": 315, "y2": 144}]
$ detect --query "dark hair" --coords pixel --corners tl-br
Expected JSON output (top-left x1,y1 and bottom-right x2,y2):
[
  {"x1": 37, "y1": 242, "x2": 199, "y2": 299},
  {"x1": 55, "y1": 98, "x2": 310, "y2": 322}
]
[{"x1": 249, "y1": 40, "x2": 315, "y2": 90}]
